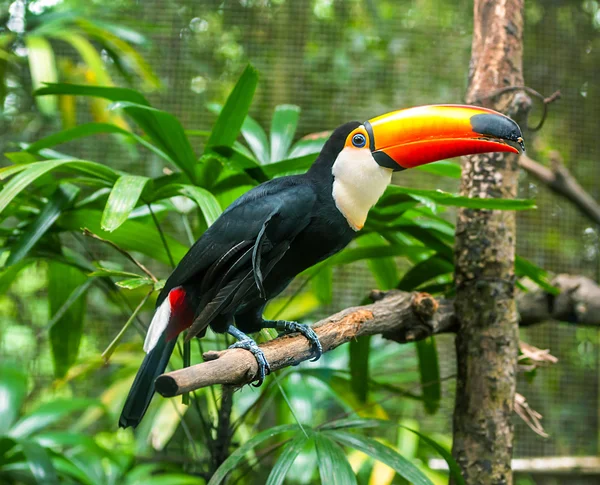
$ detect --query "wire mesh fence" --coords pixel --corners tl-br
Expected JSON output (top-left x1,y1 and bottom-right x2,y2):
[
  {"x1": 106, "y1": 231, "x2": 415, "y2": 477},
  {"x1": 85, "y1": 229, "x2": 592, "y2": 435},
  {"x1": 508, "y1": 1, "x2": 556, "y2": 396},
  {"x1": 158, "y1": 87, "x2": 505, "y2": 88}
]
[{"x1": 2, "y1": 0, "x2": 599, "y2": 463}]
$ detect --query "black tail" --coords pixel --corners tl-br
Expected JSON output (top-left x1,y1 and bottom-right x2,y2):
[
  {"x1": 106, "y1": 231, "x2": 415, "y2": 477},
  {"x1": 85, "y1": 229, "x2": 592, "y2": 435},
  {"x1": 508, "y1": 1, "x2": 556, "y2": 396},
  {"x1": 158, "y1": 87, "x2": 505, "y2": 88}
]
[{"x1": 119, "y1": 334, "x2": 176, "y2": 428}]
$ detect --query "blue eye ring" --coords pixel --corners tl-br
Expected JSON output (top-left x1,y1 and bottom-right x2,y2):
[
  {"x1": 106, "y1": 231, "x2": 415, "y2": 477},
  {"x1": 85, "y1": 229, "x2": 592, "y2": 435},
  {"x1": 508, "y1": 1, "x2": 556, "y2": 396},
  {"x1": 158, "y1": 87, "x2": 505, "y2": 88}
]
[{"x1": 352, "y1": 133, "x2": 367, "y2": 148}]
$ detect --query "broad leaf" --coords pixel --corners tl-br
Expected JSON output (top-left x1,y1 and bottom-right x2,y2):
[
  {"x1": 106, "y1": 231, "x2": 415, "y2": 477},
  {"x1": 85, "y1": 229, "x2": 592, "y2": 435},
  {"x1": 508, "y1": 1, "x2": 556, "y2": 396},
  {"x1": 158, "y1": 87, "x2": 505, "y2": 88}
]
[
  {"x1": 397, "y1": 256, "x2": 454, "y2": 291},
  {"x1": 262, "y1": 153, "x2": 317, "y2": 178},
  {"x1": 416, "y1": 338, "x2": 441, "y2": 414},
  {"x1": 288, "y1": 132, "x2": 329, "y2": 158},
  {"x1": 56, "y1": 209, "x2": 188, "y2": 265},
  {"x1": 207, "y1": 103, "x2": 269, "y2": 164},
  {"x1": 270, "y1": 105, "x2": 300, "y2": 162},
  {"x1": 326, "y1": 245, "x2": 433, "y2": 267},
  {"x1": 101, "y1": 175, "x2": 150, "y2": 231},
  {"x1": 0, "y1": 365, "x2": 28, "y2": 434},
  {"x1": 515, "y1": 256, "x2": 559, "y2": 295},
  {"x1": 9, "y1": 398, "x2": 97, "y2": 439},
  {"x1": 385, "y1": 186, "x2": 536, "y2": 210},
  {"x1": 202, "y1": 65, "x2": 259, "y2": 187},
  {"x1": 18, "y1": 439, "x2": 59, "y2": 484},
  {"x1": 205, "y1": 64, "x2": 259, "y2": 150},
  {"x1": 311, "y1": 265, "x2": 333, "y2": 304},
  {"x1": 414, "y1": 160, "x2": 461, "y2": 179},
  {"x1": 36, "y1": 84, "x2": 197, "y2": 181},
  {"x1": 266, "y1": 433, "x2": 310, "y2": 485},
  {"x1": 6, "y1": 183, "x2": 80, "y2": 266},
  {"x1": 326, "y1": 430, "x2": 433, "y2": 485},
  {"x1": 0, "y1": 159, "x2": 118, "y2": 215},
  {"x1": 25, "y1": 36, "x2": 58, "y2": 116},
  {"x1": 314, "y1": 432, "x2": 357, "y2": 485},
  {"x1": 47, "y1": 262, "x2": 89, "y2": 378},
  {"x1": 349, "y1": 336, "x2": 371, "y2": 403},
  {"x1": 208, "y1": 424, "x2": 300, "y2": 485},
  {"x1": 399, "y1": 426, "x2": 466, "y2": 485},
  {"x1": 356, "y1": 233, "x2": 398, "y2": 290},
  {"x1": 25, "y1": 123, "x2": 174, "y2": 166}
]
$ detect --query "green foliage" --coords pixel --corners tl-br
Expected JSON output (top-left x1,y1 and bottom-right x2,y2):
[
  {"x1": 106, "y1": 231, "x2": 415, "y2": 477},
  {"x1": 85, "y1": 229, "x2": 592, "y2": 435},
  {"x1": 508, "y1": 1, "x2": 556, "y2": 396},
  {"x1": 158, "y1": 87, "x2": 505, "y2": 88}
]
[
  {"x1": 0, "y1": 363, "x2": 204, "y2": 485},
  {"x1": 0, "y1": 63, "x2": 556, "y2": 484}
]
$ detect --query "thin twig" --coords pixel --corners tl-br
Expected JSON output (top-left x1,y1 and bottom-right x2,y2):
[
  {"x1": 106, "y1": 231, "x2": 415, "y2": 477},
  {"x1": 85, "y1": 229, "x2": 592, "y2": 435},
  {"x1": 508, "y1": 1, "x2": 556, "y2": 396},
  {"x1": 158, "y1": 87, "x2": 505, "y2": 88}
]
[
  {"x1": 147, "y1": 203, "x2": 175, "y2": 269},
  {"x1": 472, "y1": 85, "x2": 561, "y2": 131},
  {"x1": 82, "y1": 228, "x2": 158, "y2": 282}
]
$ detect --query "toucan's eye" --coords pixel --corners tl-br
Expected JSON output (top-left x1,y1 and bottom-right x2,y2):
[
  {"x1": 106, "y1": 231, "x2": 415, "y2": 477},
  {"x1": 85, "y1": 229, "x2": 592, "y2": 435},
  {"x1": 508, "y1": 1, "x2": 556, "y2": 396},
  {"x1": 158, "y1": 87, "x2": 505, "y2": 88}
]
[{"x1": 352, "y1": 133, "x2": 367, "y2": 148}]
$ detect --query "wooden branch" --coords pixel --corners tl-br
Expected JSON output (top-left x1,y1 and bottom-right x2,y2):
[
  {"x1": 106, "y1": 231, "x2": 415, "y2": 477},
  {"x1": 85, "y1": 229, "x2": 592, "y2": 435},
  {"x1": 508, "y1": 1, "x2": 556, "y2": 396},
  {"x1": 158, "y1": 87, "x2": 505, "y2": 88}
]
[
  {"x1": 519, "y1": 151, "x2": 600, "y2": 227},
  {"x1": 155, "y1": 274, "x2": 600, "y2": 397},
  {"x1": 155, "y1": 291, "x2": 455, "y2": 397}
]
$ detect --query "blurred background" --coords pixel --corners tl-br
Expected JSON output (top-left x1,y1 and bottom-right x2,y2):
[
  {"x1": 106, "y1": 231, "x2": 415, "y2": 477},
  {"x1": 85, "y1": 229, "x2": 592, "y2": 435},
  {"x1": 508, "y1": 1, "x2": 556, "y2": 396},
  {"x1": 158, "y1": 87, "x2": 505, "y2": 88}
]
[{"x1": 1, "y1": 0, "x2": 599, "y2": 484}]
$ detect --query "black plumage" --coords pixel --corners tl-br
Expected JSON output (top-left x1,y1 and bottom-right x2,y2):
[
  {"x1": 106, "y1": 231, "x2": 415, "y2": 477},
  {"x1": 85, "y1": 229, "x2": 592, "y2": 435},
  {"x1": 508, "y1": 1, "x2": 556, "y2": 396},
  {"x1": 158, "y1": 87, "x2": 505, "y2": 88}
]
[{"x1": 119, "y1": 122, "x2": 360, "y2": 428}]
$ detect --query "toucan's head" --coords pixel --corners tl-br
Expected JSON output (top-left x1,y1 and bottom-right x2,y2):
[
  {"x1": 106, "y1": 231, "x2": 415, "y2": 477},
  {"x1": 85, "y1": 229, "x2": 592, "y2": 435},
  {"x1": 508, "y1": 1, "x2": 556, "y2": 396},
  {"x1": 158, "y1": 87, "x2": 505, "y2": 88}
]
[{"x1": 316, "y1": 104, "x2": 524, "y2": 230}]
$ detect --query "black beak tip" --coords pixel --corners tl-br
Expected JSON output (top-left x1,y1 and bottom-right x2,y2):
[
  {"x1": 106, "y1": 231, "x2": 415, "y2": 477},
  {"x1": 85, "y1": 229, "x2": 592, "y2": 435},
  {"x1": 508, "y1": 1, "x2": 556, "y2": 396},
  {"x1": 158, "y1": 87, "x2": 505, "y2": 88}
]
[{"x1": 470, "y1": 112, "x2": 525, "y2": 153}]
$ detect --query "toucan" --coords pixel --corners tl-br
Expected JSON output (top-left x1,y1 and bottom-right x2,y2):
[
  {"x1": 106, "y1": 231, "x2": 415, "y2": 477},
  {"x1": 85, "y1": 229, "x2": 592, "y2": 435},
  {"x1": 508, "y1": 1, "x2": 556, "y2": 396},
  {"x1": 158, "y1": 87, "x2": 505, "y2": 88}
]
[{"x1": 119, "y1": 104, "x2": 524, "y2": 428}]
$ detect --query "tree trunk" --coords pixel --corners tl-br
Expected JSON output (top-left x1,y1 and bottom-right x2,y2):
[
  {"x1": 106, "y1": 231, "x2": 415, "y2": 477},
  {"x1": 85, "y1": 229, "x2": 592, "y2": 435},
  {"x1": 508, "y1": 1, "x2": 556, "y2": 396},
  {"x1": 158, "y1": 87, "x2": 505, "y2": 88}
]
[{"x1": 451, "y1": 1, "x2": 527, "y2": 484}]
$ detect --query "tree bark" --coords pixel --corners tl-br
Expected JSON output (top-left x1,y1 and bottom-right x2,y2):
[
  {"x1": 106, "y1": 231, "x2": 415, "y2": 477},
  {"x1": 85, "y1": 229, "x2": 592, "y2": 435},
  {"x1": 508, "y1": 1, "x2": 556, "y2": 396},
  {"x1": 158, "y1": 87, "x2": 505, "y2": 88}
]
[{"x1": 451, "y1": 1, "x2": 526, "y2": 484}]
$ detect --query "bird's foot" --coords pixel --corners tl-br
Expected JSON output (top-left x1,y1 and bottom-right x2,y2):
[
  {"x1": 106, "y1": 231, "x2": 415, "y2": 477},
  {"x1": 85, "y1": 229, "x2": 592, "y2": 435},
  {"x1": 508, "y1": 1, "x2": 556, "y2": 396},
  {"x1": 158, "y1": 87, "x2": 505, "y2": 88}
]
[
  {"x1": 267, "y1": 320, "x2": 323, "y2": 362},
  {"x1": 226, "y1": 326, "x2": 271, "y2": 386}
]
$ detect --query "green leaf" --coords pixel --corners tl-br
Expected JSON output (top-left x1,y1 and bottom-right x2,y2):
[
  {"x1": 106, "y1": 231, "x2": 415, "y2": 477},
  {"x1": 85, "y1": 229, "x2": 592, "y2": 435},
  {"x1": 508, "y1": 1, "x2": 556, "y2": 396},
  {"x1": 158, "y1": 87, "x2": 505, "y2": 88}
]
[
  {"x1": 202, "y1": 65, "x2": 259, "y2": 187},
  {"x1": 270, "y1": 105, "x2": 300, "y2": 162},
  {"x1": 398, "y1": 426, "x2": 466, "y2": 485},
  {"x1": 25, "y1": 123, "x2": 174, "y2": 166},
  {"x1": 35, "y1": 81, "x2": 149, "y2": 105},
  {"x1": 414, "y1": 160, "x2": 462, "y2": 179},
  {"x1": 385, "y1": 186, "x2": 536, "y2": 210},
  {"x1": 326, "y1": 245, "x2": 433, "y2": 267},
  {"x1": 101, "y1": 175, "x2": 150, "y2": 231},
  {"x1": 9, "y1": 398, "x2": 97, "y2": 439},
  {"x1": 311, "y1": 265, "x2": 333, "y2": 304},
  {"x1": 57, "y1": 209, "x2": 188, "y2": 265},
  {"x1": 77, "y1": 19, "x2": 161, "y2": 89},
  {"x1": 208, "y1": 424, "x2": 300, "y2": 485},
  {"x1": 6, "y1": 184, "x2": 80, "y2": 266},
  {"x1": 515, "y1": 256, "x2": 560, "y2": 295},
  {"x1": 210, "y1": 146, "x2": 268, "y2": 183},
  {"x1": 88, "y1": 267, "x2": 142, "y2": 279},
  {"x1": 178, "y1": 185, "x2": 222, "y2": 226},
  {"x1": 288, "y1": 132, "x2": 329, "y2": 158},
  {"x1": 208, "y1": 103, "x2": 269, "y2": 164},
  {"x1": 357, "y1": 233, "x2": 398, "y2": 290},
  {"x1": 266, "y1": 433, "x2": 310, "y2": 485},
  {"x1": 36, "y1": 84, "x2": 197, "y2": 181},
  {"x1": 206, "y1": 65, "x2": 259, "y2": 150},
  {"x1": 0, "y1": 365, "x2": 28, "y2": 434},
  {"x1": 349, "y1": 336, "x2": 371, "y2": 403},
  {"x1": 314, "y1": 432, "x2": 357, "y2": 485},
  {"x1": 0, "y1": 260, "x2": 34, "y2": 295},
  {"x1": 262, "y1": 153, "x2": 317, "y2": 178},
  {"x1": 52, "y1": 32, "x2": 111, "y2": 86},
  {"x1": 416, "y1": 337, "x2": 441, "y2": 414},
  {"x1": 326, "y1": 430, "x2": 433, "y2": 485},
  {"x1": 397, "y1": 256, "x2": 454, "y2": 291},
  {"x1": 0, "y1": 159, "x2": 118, "y2": 215},
  {"x1": 25, "y1": 36, "x2": 58, "y2": 116},
  {"x1": 47, "y1": 262, "x2": 89, "y2": 378},
  {"x1": 108, "y1": 102, "x2": 197, "y2": 181},
  {"x1": 115, "y1": 277, "x2": 153, "y2": 289},
  {"x1": 18, "y1": 439, "x2": 59, "y2": 485}
]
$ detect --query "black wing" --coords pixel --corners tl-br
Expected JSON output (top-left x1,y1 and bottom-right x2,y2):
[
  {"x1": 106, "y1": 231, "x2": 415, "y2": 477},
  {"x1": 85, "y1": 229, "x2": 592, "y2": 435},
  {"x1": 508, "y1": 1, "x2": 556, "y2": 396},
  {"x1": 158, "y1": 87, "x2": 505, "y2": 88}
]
[{"x1": 157, "y1": 178, "x2": 317, "y2": 335}]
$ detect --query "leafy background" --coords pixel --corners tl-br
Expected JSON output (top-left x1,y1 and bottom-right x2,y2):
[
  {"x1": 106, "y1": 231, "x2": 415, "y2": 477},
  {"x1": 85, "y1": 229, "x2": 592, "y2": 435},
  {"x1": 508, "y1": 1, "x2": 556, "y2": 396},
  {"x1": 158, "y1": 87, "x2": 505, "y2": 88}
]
[{"x1": 0, "y1": 0, "x2": 599, "y2": 484}]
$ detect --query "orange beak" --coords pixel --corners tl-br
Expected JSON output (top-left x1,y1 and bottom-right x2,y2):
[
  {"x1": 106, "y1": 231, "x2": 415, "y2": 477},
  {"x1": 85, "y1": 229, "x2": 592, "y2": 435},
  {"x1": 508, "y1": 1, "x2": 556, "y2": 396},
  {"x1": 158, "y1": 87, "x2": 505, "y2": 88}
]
[{"x1": 365, "y1": 105, "x2": 525, "y2": 171}]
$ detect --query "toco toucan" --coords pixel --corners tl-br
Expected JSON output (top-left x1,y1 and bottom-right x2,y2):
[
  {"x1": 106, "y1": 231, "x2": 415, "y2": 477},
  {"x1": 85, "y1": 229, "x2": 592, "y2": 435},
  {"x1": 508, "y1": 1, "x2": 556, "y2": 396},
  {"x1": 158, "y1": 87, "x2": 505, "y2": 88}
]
[{"x1": 119, "y1": 104, "x2": 524, "y2": 428}]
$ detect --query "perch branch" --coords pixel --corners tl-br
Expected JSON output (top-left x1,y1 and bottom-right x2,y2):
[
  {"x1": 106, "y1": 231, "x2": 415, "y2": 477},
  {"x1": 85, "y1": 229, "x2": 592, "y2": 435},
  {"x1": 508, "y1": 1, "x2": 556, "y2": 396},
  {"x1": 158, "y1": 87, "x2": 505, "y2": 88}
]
[
  {"x1": 156, "y1": 274, "x2": 600, "y2": 397},
  {"x1": 519, "y1": 152, "x2": 600, "y2": 227}
]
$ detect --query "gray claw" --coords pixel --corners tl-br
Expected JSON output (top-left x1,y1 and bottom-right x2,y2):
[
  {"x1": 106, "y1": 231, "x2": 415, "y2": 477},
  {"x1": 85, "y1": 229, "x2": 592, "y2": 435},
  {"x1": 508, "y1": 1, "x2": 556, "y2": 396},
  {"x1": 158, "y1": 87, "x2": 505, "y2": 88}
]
[
  {"x1": 229, "y1": 339, "x2": 271, "y2": 386},
  {"x1": 280, "y1": 321, "x2": 323, "y2": 362}
]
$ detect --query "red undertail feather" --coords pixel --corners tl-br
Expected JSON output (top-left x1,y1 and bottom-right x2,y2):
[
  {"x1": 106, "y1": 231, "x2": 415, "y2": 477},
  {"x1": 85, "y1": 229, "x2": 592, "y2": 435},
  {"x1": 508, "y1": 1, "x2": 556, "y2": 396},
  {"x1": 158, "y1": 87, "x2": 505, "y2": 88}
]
[{"x1": 165, "y1": 287, "x2": 194, "y2": 341}]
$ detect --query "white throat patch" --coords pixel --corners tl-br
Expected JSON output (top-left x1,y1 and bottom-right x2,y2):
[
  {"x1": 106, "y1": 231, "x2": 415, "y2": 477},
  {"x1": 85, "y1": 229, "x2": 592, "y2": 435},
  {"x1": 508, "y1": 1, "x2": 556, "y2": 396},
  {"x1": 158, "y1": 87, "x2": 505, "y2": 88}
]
[{"x1": 331, "y1": 147, "x2": 393, "y2": 230}]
